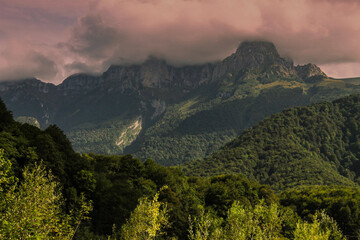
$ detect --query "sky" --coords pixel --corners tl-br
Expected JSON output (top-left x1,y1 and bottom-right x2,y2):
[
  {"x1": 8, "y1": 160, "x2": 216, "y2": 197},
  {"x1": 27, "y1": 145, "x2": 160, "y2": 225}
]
[{"x1": 0, "y1": 0, "x2": 360, "y2": 84}]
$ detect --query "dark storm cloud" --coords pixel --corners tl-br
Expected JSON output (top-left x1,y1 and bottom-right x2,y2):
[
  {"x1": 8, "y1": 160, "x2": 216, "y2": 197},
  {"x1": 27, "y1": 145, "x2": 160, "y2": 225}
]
[
  {"x1": 1, "y1": 0, "x2": 360, "y2": 82},
  {"x1": 64, "y1": 14, "x2": 246, "y2": 66},
  {"x1": 65, "y1": 15, "x2": 122, "y2": 59},
  {"x1": 63, "y1": 0, "x2": 360, "y2": 73}
]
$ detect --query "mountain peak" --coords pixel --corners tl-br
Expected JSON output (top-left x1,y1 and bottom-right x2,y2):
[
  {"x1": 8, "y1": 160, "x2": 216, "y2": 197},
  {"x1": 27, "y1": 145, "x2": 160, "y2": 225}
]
[
  {"x1": 58, "y1": 73, "x2": 101, "y2": 91},
  {"x1": 235, "y1": 41, "x2": 279, "y2": 57},
  {"x1": 212, "y1": 41, "x2": 294, "y2": 81},
  {"x1": 143, "y1": 55, "x2": 167, "y2": 66}
]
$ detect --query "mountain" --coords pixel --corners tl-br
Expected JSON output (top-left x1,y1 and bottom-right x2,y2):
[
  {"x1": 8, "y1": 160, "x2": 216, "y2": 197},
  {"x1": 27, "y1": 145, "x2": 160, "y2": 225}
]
[
  {"x1": 2, "y1": 86, "x2": 360, "y2": 240},
  {"x1": 186, "y1": 94, "x2": 360, "y2": 190},
  {"x1": 1, "y1": 41, "x2": 360, "y2": 165}
]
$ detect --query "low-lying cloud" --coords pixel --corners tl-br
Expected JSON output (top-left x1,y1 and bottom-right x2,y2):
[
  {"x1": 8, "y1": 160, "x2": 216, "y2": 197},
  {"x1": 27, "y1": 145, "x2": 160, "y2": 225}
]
[{"x1": 1, "y1": 0, "x2": 360, "y2": 83}]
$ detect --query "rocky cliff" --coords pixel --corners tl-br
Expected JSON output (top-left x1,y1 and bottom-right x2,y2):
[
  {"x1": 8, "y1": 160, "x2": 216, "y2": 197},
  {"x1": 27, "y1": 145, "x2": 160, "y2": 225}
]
[
  {"x1": 295, "y1": 63, "x2": 327, "y2": 83},
  {"x1": 58, "y1": 41, "x2": 305, "y2": 94},
  {"x1": 103, "y1": 56, "x2": 215, "y2": 91},
  {"x1": 212, "y1": 41, "x2": 296, "y2": 81},
  {"x1": 58, "y1": 74, "x2": 102, "y2": 92}
]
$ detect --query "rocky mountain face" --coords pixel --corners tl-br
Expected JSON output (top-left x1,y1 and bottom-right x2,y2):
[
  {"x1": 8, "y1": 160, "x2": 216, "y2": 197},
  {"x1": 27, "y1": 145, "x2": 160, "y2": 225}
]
[
  {"x1": 58, "y1": 74, "x2": 102, "y2": 92},
  {"x1": 104, "y1": 57, "x2": 215, "y2": 91},
  {"x1": 1, "y1": 41, "x2": 359, "y2": 165},
  {"x1": 212, "y1": 41, "x2": 296, "y2": 81},
  {"x1": 295, "y1": 63, "x2": 327, "y2": 83},
  {"x1": 101, "y1": 41, "x2": 298, "y2": 92}
]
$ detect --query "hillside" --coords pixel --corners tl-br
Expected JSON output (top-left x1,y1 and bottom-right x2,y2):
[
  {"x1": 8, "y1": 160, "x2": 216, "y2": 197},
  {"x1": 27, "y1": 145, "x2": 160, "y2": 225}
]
[
  {"x1": 186, "y1": 94, "x2": 360, "y2": 190},
  {"x1": 0, "y1": 98, "x2": 279, "y2": 239},
  {"x1": 3, "y1": 96, "x2": 360, "y2": 239},
  {"x1": 2, "y1": 41, "x2": 360, "y2": 165}
]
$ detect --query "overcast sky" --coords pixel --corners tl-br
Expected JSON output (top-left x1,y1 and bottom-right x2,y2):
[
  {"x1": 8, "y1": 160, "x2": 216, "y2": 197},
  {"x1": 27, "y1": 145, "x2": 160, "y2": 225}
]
[{"x1": 0, "y1": 0, "x2": 360, "y2": 84}]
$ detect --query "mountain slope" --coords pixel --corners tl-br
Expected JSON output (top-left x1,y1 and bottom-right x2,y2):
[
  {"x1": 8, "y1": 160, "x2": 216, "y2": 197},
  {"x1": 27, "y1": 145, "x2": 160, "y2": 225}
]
[
  {"x1": 186, "y1": 94, "x2": 360, "y2": 190},
  {"x1": 1, "y1": 41, "x2": 360, "y2": 165}
]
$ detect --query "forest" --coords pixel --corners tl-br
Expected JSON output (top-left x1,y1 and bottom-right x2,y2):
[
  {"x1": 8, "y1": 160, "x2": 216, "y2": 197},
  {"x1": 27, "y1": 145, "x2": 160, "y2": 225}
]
[
  {"x1": 2, "y1": 95, "x2": 360, "y2": 239},
  {"x1": 187, "y1": 94, "x2": 360, "y2": 190}
]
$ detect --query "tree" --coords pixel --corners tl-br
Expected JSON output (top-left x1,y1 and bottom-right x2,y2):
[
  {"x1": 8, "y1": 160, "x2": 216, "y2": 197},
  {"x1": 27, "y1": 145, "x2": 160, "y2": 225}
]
[
  {"x1": 0, "y1": 152, "x2": 91, "y2": 239},
  {"x1": 294, "y1": 211, "x2": 345, "y2": 240},
  {"x1": 0, "y1": 149, "x2": 16, "y2": 209},
  {"x1": 188, "y1": 208, "x2": 223, "y2": 240},
  {"x1": 224, "y1": 200, "x2": 283, "y2": 240},
  {"x1": 188, "y1": 201, "x2": 345, "y2": 240},
  {"x1": 188, "y1": 200, "x2": 283, "y2": 240},
  {"x1": 120, "y1": 187, "x2": 169, "y2": 240}
]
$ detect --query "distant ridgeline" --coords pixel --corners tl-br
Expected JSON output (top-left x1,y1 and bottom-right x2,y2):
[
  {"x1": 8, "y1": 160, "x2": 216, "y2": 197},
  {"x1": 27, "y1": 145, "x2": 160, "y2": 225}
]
[
  {"x1": 186, "y1": 94, "x2": 360, "y2": 191},
  {"x1": 2, "y1": 41, "x2": 360, "y2": 166}
]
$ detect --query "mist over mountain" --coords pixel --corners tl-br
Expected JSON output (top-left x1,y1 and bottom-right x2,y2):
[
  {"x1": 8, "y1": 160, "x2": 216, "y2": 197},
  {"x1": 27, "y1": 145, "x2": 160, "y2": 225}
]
[{"x1": 1, "y1": 41, "x2": 360, "y2": 165}]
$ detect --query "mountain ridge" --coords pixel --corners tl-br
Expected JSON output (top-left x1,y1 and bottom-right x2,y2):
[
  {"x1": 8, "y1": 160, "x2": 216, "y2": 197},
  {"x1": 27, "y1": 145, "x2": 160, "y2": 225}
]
[
  {"x1": 1, "y1": 41, "x2": 360, "y2": 165},
  {"x1": 0, "y1": 41, "x2": 303, "y2": 89}
]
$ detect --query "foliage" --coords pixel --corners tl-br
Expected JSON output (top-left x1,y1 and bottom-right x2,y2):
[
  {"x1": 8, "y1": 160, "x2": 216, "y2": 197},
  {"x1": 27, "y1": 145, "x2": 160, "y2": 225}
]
[
  {"x1": 0, "y1": 149, "x2": 15, "y2": 194},
  {"x1": 188, "y1": 208, "x2": 223, "y2": 240},
  {"x1": 294, "y1": 211, "x2": 344, "y2": 240},
  {"x1": 203, "y1": 174, "x2": 277, "y2": 218},
  {"x1": 134, "y1": 87, "x2": 312, "y2": 166},
  {"x1": 0, "y1": 155, "x2": 91, "y2": 239},
  {"x1": 281, "y1": 186, "x2": 360, "y2": 239},
  {"x1": 223, "y1": 200, "x2": 284, "y2": 239},
  {"x1": 187, "y1": 94, "x2": 360, "y2": 190},
  {"x1": 188, "y1": 201, "x2": 345, "y2": 240},
  {"x1": 0, "y1": 97, "x2": 357, "y2": 239},
  {"x1": 120, "y1": 188, "x2": 169, "y2": 240}
]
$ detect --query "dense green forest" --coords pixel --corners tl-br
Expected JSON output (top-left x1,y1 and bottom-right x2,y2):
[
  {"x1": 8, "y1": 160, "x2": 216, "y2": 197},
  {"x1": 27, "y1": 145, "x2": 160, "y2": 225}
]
[
  {"x1": 187, "y1": 94, "x2": 360, "y2": 190},
  {"x1": 2, "y1": 95, "x2": 360, "y2": 239}
]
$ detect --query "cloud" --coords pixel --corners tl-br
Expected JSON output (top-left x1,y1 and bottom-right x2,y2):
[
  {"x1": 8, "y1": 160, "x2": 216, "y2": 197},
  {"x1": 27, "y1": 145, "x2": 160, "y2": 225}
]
[
  {"x1": 65, "y1": 15, "x2": 121, "y2": 59},
  {"x1": 319, "y1": 62, "x2": 360, "y2": 78},
  {"x1": 64, "y1": 61, "x2": 99, "y2": 74},
  {"x1": 64, "y1": 0, "x2": 360, "y2": 69},
  {"x1": 0, "y1": 41, "x2": 59, "y2": 81},
  {"x1": 62, "y1": 0, "x2": 262, "y2": 69},
  {"x1": 255, "y1": 0, "x2": 360, "y2": 64},
  {"x1": 1, "y1": 0, "x2": 360, "y2": 82}
]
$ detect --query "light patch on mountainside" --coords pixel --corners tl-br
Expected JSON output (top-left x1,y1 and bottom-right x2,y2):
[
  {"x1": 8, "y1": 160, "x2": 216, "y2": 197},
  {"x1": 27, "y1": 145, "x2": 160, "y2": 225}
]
[
  {"x1": 178, "y1": 98, "x2": 200, "y2": 114},
  {"x1": 16, "y1": 116, "x2": 40, "y2": 128},
  {"x1": 151, "y1": 100, "x2": 166, "y2": 120},
  {"x1": 66, "y1": 117, "x2": 142, "y2": 154},
  {"x1": 339, "y1": 77, "x2": 360, "y2": 85},
  {"x1": 116, "y1": 118, "x2": 142, "y2": 148},
  {"x1": 315, "y1": 78, "x2": 348, "y2": 88},
  {"x1": 256, "y1": 80, "x2": 306, "y2": 90}
]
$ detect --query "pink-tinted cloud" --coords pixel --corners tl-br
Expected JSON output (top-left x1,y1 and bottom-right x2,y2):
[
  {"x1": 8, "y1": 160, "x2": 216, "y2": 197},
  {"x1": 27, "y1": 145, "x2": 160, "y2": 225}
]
[{"x1": 0, "y1": 0, "x2": 360, "y2": 83}]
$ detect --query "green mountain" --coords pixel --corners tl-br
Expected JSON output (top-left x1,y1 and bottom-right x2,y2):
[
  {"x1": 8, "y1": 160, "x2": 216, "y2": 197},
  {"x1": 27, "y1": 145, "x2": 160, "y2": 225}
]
[
  {"x1": 186, "y1": 94, "x2": 360, "y2": 190},
  {"x1": 0, "y1": 97, "x2": 279, "y2": 239},
  {"x1": 1, "y1": 41, "x2": 360, "y2": 165},
  {"x1": 2, "y1": 94, "x2": 360, "y2": 239}
]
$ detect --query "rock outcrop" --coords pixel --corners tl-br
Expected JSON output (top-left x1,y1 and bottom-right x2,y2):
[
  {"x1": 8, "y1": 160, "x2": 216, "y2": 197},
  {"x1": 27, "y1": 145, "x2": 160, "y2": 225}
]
[
  {"x1": 58, "y1": 74, "x2": 102, "y2": 92},
  {"x1": 295, "y1": 63, "x2": 327, "y2": 83},
  {"x1": 212, "y1": 41, "x2": 296, "y2": 81},
  {"x1": 103, "y1": 56, "x2": 214, "y2": 91}
]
